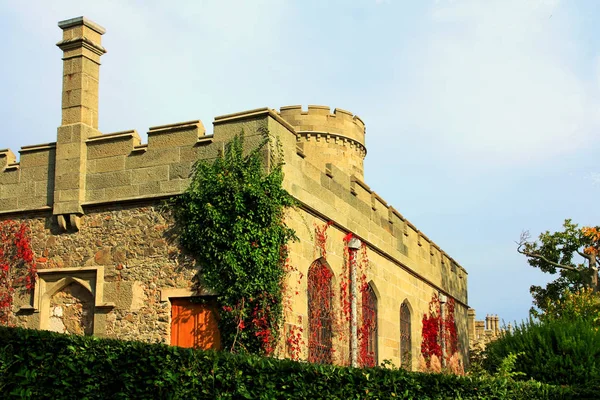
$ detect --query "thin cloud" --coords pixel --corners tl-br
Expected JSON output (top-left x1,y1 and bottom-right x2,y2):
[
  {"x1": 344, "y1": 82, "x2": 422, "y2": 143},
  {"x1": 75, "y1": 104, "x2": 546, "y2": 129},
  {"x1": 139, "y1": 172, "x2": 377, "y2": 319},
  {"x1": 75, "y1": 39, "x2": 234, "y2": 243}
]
[{"x1": 392, "y1": 0, "x2": 599, "y2": 168}]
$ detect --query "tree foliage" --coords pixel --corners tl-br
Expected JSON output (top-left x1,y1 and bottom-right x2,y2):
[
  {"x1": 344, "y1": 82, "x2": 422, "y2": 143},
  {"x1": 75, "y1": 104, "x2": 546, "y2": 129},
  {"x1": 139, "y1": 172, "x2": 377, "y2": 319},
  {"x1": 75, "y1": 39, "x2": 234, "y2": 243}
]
[
  {"x1": 517, "y1": 219, "x2": 600, "y2": 316},
  {"x1": 538, "y1": 287, "x2": 600, "y2": 326},
  {"x1": 172, "y1": 131, "x2": 297, "y2": 355}
]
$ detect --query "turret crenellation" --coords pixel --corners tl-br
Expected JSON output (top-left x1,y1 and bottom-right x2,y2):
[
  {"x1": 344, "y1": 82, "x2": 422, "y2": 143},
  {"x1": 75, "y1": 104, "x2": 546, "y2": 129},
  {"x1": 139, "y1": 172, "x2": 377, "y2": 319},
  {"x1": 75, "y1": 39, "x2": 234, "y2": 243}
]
[{"x1": 278, "y1": 105, "x2": 366, "y2": 178}]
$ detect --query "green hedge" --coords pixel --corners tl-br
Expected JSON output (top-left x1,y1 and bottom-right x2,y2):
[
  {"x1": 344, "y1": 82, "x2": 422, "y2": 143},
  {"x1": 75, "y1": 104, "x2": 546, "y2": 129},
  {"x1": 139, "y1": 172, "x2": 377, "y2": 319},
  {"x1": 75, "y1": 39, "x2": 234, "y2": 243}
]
[
  {"x1": 0, "y1": 327, "x2": 570, "y2": 399},
  {"x1": 484, "y1": 318, "x2": 600, "y2": 388}
]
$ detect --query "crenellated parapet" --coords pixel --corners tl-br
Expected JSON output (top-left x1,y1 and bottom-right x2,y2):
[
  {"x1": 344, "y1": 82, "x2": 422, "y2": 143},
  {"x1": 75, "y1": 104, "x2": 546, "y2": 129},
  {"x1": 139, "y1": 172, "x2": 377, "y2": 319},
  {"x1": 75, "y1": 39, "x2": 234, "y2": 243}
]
[
  {"x1": 0, "y1": 108, "x2": 278, "y2": 222},
  {"x1": 279, "y1": 105, "x2": 366, "y2": 178},
  {"x1": 0, "y1": 144, "x2": 56, "y2": 213},
  {"x1": 0, "y1": 149, "x2": 17, "y2": 169},
  {"x1": 85, "y1": 120, "x2": 215, "y2": 205}
]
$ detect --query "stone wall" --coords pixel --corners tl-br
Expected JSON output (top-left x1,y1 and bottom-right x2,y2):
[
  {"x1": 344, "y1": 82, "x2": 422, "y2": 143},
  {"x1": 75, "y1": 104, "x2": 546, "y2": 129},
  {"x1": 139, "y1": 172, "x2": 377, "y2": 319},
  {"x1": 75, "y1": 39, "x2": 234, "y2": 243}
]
[{"x1": 12, "y1": 202, "x2": 198, "y2": 344}]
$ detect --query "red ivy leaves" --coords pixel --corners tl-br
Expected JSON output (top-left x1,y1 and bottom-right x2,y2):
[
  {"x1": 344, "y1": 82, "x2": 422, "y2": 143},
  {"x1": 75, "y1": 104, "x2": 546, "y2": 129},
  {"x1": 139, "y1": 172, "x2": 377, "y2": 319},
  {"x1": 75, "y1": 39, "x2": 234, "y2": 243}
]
[
  {"x1": 286, "y1": 320, "x2": 305, "y2": 361},
  {"x1": 421, "y1": 293, "x2": 459, "y2": 368},
  {"x1": 0, "y1": 220, "x2": 37, "y2": 326},
  {"x1": 314, "y1": 221, "x2": 333, "y2": 260}
]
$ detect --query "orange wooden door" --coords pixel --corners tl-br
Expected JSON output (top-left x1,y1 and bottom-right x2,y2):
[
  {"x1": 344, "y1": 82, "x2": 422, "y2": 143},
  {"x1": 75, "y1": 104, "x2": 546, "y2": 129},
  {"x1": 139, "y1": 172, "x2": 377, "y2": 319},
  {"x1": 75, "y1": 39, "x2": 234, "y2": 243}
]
[{"x1": 170, "y1": 298, "x2": 221, "y2": 350}]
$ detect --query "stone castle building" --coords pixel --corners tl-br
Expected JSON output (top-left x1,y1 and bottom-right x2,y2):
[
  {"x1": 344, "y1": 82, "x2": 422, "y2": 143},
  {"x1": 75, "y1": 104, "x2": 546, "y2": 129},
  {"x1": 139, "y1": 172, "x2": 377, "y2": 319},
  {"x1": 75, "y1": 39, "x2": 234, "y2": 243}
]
[
  {"x1": 0, "y1": 17, "x2": 469, "y2": 368},
  {"x1": 467, "y1": 310, "x2": 504, "y2": 352}
]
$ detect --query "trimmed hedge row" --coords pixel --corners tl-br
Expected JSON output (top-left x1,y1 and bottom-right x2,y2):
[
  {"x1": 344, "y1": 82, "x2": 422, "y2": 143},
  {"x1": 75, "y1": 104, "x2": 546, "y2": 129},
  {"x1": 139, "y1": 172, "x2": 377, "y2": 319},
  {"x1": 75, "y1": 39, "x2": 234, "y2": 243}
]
[{"x1": 0, "y1": 327, "x2": 570, "y2": 399}]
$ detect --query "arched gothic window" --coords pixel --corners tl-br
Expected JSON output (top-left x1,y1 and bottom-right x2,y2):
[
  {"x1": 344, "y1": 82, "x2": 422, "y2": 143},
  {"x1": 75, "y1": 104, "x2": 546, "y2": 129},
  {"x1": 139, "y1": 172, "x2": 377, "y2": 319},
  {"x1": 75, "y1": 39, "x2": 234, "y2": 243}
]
[
  {"x1": 400, "y1": 300, "x2": 412, "y2": 369},
  {"x1": 307, "y1": 260, "x2": 333, "y2": 364},
  {"x1": 360, "y1": 283, "x2": 378, "y2": 367}
]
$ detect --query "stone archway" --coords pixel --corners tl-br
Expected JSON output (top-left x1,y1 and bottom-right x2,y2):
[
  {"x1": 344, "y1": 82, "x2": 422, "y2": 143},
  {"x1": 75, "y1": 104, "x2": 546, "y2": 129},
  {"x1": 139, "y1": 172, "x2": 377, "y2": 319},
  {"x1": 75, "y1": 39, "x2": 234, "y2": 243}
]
[{"x1": 47, "y1": 281, "x2": 95, "y2": 336}]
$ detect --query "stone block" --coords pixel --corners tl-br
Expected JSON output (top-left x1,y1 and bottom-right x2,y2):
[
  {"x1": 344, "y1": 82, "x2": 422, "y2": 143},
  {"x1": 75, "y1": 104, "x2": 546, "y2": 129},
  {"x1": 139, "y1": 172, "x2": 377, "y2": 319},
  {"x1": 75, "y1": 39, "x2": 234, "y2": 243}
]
[
  {"x1": 180, "y1": 144, "x2": 222, "y2": 163},
  {"x1": 0, "y1": 170, "x2": 20, "y2": 185},
  {"x1": 62, "y1": 73, "x2": 84, "y2": 91},
  {"x1": 148, "y1": 129, "x2": 201, "y2": 149},
  {"x1": 160, "y1": 180, "x2": 184, "y2": 194},
  {"x1": 71, "y1": 124, "x2": 99, "y2": 142},
  {"x1": 168, "y1": 162, "x2": 192, "y2": 180},
  {"x1": 57, "y1": 189, "x2": 80, "y2": 202},
  {"x1": 86, "y1": 189, "x2": 106, "y2": 203},
  {"x1": 87, "y1": 170, "x2": 132, "y2": 190},
  {"x1": 61, "y1": 107, "x2": 84, "y2": 127},
  {"x1": 20, "y1": 166, "x2": 49, "y2": 182},
  {"x1": 0, "y1": 198, "x2": 18, "y2": 211},
  {"x1": 62, "y1": 89, "x2": 83, "y2": 109},
  {"x1": 103, "y1": 281, "x2": 135, "y2": 310},
  {"x1": 18, "y1": 196, "x2": 49, "y2": 210},
  {"x1": 19, "y1": 149, "x2": 55, "y2": 168},
  {"x1": 138, "y1": 181, "x2": 161, "y2": 196},
  {"x1": 51, "y1": 200, "x2": 82, "y2": 215},
  {"x1": 81, "y1": 57, "x2": 100, "y2": 76},
  {"x1": 105, "y1": 185, "x2": 140, "y2": 200},
  {"x1": 88, "y1": 138, "x2": 135, "y2": 160},
  {"x1": 124, "y1": 148, "x2": 180, "y2": 170},
  {"x1": 56, "y1": 142, "x2": 83, "y2": 161},
  {"x1": 132, "y1": 165, "x2": 169, "y2": 184},
  {"x1": 55, "y1": 158, "x2": 82, "y2": 176},
  {"x1": 35, "y1": 180, "x2": 52, "y2": 198},
  {"x1": 54, "y1": 172, "x2": 81, "y2": 191},
  {"x1": 90, "y1": 155, "x2": 126, "y2": 173},
  {"x1": 2, "y1": 182, "x2": 35, "y2": 199}
]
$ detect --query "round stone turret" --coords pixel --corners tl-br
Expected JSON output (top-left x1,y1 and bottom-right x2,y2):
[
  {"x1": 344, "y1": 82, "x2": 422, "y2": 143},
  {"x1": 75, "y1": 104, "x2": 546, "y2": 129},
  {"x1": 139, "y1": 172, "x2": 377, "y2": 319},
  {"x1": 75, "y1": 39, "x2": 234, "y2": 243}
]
[{"x1": 278, "y1": 105, "x2": 366, "y2": 178}]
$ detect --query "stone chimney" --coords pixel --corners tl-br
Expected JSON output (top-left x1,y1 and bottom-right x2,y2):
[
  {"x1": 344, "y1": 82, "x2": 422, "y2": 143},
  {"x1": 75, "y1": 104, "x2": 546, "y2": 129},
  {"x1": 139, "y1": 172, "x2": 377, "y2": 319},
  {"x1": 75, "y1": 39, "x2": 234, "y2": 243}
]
[
  {"x1": 57, "y1": 17, "x2": 106, "y2": 128},
  {"x1": 467, "y1": 308, "x2": 476, "y2": 342},
  {"x1": 53, "y1": 17, "x2": 106, "y2": 228}
]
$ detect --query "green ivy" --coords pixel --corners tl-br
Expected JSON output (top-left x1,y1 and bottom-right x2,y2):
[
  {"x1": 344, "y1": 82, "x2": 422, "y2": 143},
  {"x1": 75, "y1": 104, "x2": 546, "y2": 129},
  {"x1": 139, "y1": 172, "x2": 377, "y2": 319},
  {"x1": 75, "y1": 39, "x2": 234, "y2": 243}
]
[{"x1": 171, "y1": 130, "x2": 297, "y2": 355}]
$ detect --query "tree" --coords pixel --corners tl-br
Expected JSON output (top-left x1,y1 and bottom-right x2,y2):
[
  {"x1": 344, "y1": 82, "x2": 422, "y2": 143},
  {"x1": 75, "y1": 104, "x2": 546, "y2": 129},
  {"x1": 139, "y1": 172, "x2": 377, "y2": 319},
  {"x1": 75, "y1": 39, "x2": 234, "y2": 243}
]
[{"x1": 517, "y1": 219, "x2": 599, "y2": 316}]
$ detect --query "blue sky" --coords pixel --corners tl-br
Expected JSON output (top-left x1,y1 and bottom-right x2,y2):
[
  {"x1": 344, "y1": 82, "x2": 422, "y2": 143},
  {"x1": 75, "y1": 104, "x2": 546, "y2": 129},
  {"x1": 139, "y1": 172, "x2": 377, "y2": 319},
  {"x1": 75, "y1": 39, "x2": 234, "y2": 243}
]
[{"x1": 1, "y1": 0, "x2": 599, "y2": 324}]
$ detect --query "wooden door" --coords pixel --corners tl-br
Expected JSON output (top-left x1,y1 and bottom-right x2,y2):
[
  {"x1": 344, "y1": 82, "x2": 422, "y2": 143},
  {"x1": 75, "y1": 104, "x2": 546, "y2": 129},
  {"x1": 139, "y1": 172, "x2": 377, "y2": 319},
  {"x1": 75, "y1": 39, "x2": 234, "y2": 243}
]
[{"x1": 170, "y1": 298, "x2": 221, "y2": 350}]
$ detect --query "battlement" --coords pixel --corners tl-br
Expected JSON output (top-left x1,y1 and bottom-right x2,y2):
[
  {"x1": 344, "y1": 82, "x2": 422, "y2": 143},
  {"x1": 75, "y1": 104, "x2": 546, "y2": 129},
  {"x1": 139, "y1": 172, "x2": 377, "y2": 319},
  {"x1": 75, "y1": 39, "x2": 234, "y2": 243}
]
[
  {"x1": 0, "y1": 149, "x2": 17, "y2": 169},
  {"x1": 279, "y1": 105, "x2": 367, "y2": 179},
  {"x1": 0, "y1": 143, "x2": 56, "y2": 213},
  {"x1": 278, "y1": 105, "x2": 365, "y2": 147},
  {"x1": 83, "y1": 120, "x2": 214, "y2": 205}
]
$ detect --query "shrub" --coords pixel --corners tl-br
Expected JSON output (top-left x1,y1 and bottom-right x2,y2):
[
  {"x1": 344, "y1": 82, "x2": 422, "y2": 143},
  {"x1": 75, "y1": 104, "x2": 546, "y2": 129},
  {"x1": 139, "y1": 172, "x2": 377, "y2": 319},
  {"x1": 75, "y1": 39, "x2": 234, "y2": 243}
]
[
  {"x1": 483, "y1": 318, "x2": 600, "y2": 387},
  {"x1": 0, "y1": 326, "x2": 571, "y2": 399}
]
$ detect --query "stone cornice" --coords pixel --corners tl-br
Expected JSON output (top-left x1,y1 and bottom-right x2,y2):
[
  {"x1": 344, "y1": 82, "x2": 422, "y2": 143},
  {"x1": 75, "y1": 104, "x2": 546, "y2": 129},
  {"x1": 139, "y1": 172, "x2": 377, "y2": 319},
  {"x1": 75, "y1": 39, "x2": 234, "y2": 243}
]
[
  {"x1": 56, "y1": 36, "x2": 107, "y2": 57},
  {"x1": 58, "y1": 16, "x2": 106, "y2": 35}
]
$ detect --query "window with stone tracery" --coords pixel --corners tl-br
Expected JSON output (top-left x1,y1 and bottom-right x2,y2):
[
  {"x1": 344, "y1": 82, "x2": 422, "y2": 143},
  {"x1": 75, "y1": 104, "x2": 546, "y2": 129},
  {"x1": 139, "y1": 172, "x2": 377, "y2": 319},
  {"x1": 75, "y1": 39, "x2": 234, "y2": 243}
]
[
  {"x1": 400, "y1": 300, "x2": 412, "y2": 369},
  {"x1": 360, "y1": 283, "x2": 378, "y2": 367},
  {"x1": 307, "y1": 260, "x2": 333, "y2": 364}
]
